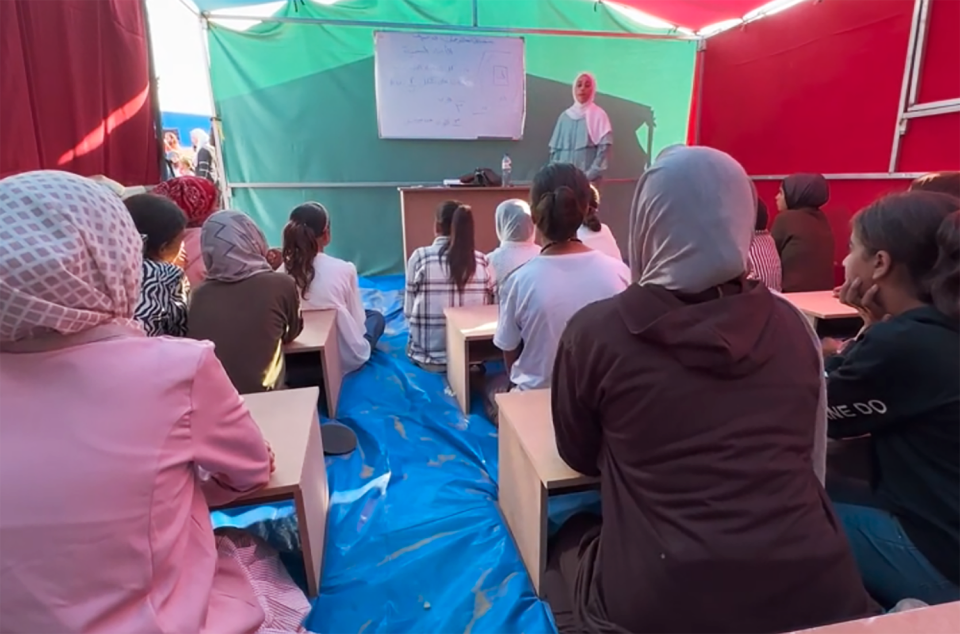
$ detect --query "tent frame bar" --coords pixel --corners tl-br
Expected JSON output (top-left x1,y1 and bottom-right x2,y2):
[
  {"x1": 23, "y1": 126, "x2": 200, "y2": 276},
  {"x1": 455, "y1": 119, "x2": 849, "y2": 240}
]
[
  {"x1": 202, "y1": 12, "x2": 699, "y2": 41},
  {"x1": 228, "y1": 177, "x2": 640, "y2": 190},
  {"x1": 752, "y1": 172, "x2": 924, "y2": 181}
]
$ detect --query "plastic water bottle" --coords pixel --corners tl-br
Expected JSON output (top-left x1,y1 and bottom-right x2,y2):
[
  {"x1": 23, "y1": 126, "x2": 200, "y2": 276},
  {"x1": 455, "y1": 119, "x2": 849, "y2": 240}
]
[{"x1": 501, "y1": 153, "x2": 512, "y2": 187}]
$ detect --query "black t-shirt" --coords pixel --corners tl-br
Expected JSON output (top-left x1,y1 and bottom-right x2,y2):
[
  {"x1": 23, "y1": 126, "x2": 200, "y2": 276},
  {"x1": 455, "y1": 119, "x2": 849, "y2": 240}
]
[{"x1": 826, "y1": 305, "x2": 959, "y2": 584}]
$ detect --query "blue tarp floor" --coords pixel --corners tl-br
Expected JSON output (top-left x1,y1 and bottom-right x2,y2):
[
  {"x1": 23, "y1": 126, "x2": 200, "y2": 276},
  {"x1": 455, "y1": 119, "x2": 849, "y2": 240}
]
[{"x1": 213, "y1": 275, "x2": 594, "y2": 634}]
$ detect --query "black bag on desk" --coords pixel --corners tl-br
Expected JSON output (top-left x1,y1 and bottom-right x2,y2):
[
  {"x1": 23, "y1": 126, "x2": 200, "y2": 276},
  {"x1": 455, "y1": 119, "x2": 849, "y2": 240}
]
[{"x1": 459, "y1": 167, "x2": 502, "y2": 187}]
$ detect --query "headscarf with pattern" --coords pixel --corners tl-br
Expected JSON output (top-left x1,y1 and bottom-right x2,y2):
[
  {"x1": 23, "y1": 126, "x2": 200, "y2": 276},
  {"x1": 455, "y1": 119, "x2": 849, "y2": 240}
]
[
  {"x1": 201, "y1": 210, "x2": 273, "y2": 283},
  {"x1": 153, "y1": 176, "x2": 219, "y2": 227},
  {"x1": 0, "y1": 170, "x2": 143, "y2": 343}
]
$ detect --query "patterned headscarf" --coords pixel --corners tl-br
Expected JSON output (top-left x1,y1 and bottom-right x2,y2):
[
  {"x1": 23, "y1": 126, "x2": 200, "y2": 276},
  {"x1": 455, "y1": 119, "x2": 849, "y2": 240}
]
[
  {"x1": 201, "y1": 210, "x2": 273, "y2": 283},
  {"x1": 0, "y1": 171, "x2": 143, "y2": 343},
  {"x1": 153, "y1": 176, "x2": 219, "y2": 227}
]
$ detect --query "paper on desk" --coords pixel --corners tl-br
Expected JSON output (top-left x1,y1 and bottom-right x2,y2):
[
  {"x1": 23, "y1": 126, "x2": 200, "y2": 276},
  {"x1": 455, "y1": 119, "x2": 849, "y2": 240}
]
[{"x1": 442, "y1": 179, "x2": 463, "y2": 187}]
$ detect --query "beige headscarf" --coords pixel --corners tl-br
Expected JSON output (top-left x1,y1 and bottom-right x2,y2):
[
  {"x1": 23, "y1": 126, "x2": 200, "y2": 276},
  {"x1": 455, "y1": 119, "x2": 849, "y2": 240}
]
[
  {"x1": 0, "y1": 171, "x2": 143, "y2": 344},
  {"x1": 628, "y1": 146, "x2": 828, "y2": 482}
]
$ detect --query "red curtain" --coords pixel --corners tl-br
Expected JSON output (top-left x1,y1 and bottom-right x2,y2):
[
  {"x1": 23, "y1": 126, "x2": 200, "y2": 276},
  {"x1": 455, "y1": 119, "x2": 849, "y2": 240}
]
[{"x1": 0, "y1": 0, "x2": 160, "y2": 185}]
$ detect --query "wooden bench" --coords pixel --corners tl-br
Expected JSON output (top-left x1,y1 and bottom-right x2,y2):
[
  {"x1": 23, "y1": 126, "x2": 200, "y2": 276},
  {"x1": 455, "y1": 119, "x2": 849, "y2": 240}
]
[
  {"x1": 215, "y1": 387, "x2": 328, "y2": 598},
  {"x1": 444, "y1": 304, "x2": 500, "y2": 414},
  {"x1": 284, "y1": 309, "x2": 343, "y2": 417},
  {"x1": 496, "y1": 388, "x2": 598, "y2": 595},
  {"x1": 789, "y1": 601, "x2": 960, "y2": 633}
]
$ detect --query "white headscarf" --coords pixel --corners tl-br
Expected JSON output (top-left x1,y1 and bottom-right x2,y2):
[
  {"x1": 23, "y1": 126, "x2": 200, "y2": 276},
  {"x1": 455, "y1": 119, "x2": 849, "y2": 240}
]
[
  {"x1": 629, "y1": 145, "x2": 755, "y2": 293},
  {"x1": 564, "y1": 72, "x2": 612, "y2": 146},
  {"x1": 191, "y1": 128, "x2": 210, "y2": 150},
  {"x1": 495, "y1": 199, "x2": 535, "y2": 244}
]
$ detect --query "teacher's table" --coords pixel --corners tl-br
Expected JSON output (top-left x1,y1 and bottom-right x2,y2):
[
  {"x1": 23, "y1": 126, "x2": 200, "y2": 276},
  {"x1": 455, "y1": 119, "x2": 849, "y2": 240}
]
[
  {"x1": 496, "y1": 388, "x2": 599, "y2": 596},
  {"x1": 215, "y1": 387, "x2": 328, "y2": 597},
  {"x1": 399, "y1": 186, "x2": 530, "y2": 262}
]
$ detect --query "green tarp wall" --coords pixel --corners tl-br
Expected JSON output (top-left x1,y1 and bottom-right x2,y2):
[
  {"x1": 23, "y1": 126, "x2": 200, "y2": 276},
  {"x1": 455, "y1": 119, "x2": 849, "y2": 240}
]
[{"x1": 208, "y1": 0, "x2": 696, "y2": 275}]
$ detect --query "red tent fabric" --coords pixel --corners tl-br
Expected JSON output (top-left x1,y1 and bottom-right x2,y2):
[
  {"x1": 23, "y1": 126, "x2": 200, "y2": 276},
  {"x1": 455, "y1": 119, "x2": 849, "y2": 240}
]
[{"x1": 611, "y1": 0, "x2": 766, "y2": 30}]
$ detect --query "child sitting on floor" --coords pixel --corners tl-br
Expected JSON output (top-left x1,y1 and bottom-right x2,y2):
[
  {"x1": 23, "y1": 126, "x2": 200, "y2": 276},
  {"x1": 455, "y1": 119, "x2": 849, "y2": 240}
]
[
  {"x1": 281, "y1": 202, "x2": 385, "y2": 376},
  {"x1": 405, "y1": 201, "x2": 495, "y2": 372},
  {"x1": 123, "y1": 194, "x2": 190, "y2": 337}
]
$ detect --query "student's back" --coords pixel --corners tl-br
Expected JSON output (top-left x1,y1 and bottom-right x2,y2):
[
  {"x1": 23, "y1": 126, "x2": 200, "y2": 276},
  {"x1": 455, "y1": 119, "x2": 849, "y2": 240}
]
[
  {"x1": 405, "y1": 201, "x2": 494, "y2": 367},
  {"x1": 187, "y1": 211, "x2": 302, "y2": 394},
  {"x1": 496, "y1": 164, "x2": 628, "y2": 391},
  {"x1": 772, "y1": 173, "x2": 835, "y2": 292},
  {"x1": 280, "y1": 204, "x2": 383, "y2": 374}
]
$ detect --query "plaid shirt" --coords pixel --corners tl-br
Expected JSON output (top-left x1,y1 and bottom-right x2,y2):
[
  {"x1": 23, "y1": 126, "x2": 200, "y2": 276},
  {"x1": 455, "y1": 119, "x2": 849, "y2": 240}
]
[
  {"x1": 404, "y1": 237, "x2": 495, "y2": 365},
  {"x1": 747, "y1": 230, "x2": 783, "y2": 292}
]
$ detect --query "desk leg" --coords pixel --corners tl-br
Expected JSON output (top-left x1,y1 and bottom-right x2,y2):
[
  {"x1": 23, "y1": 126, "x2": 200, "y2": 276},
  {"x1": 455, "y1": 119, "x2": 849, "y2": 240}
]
[
  {"x1": 498, "y1": 416, "x2": 548, "y2": 595},
  {"x1": 321, "y1": 336, "x2": 343, "y2": 419},
  {"x1": 446, "y1": 328, "x2": 470, "y2": 414},
  {"x1": 296, "y1": 410, "x2": 329, "y2": 598}
]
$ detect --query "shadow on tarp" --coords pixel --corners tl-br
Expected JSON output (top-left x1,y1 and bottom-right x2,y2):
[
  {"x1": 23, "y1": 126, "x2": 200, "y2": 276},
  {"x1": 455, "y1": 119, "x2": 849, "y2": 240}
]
[{"x1": 212, "y1": 275, "x2": 560, "y2": 633}]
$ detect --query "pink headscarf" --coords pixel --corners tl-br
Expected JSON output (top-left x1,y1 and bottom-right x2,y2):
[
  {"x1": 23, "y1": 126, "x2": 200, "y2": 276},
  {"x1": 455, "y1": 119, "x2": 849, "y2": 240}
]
[
  {"x1": 0, "y1": 171, "x2": 143, "y2": 343},
  {"x1": 565, "y1": 71, "x2": 613, "y2": 145}
]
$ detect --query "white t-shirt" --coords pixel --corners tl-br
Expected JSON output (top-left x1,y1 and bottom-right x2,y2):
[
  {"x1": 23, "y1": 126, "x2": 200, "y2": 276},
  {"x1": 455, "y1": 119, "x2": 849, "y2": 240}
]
[
  {"x1": 578, "y1": 223, "x2": 623, "y2": 261},
  {"x1": 486, "y1": 242, "x2": 541, "y2": 289},
  {"x1": 494, "y1": 250, "x2": 630, "y2": 391},
  {"x1": 283, "y1": 253, "x2": 370, "y2": 374}
]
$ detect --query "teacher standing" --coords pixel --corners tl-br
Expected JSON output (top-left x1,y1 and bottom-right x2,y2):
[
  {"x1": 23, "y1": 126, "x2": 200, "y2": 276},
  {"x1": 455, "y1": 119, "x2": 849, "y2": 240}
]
[{"x1": 548, "y1": 72, "x2": 613, "y2": 183}]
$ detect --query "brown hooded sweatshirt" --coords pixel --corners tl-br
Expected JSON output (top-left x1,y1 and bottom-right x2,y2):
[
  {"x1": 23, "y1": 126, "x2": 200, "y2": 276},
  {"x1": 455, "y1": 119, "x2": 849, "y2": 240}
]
[{"x1": 548, "y1": 280, "x2": 877, "y2": 633}]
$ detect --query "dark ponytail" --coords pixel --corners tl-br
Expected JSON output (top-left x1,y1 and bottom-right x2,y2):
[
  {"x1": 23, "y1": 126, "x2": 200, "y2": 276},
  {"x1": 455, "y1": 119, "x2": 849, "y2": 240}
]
[
  {"x1": 583, "y1": 184, "x2": 602, "y2": 232},
  {"x1": 283, "y1": 202, "x2": 329, "y2": 299},
  {"x1": 530, "y1": 163, "x2": 591, "y2": 243},
  {"x1": 929, "y1": 211, "x2": 959, "y2": 320},
  {"x1": 436, "y1": 200, "x2": 476, "y2": 293},
  {"x1": 852, "y1": 192, "x2": 959, "y2": 319}
]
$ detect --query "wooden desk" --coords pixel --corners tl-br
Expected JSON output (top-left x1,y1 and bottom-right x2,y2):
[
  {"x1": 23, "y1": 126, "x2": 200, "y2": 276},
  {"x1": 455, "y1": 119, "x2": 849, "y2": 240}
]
[
  {"x1": 284, "y1": 309, "x2": 343, "y2": 417},
  {"x1": 219, "y1": 387, "x2": 328, "y2": 598},
  {"x1": 399, "y1": 186, "x2": 530, "y2": 262},
  {"x1": 789, "y1": 601, "x2": 960, "y2": 633},
  {"x1": 496, "y1": 389, "x2": 598, "y2": 595},
  {"x1": 444, "y1": 304, "x2": 500, "y2": 414},
  {"x1": 782, "y1": 291, "x2": 860, "y2": 326}
]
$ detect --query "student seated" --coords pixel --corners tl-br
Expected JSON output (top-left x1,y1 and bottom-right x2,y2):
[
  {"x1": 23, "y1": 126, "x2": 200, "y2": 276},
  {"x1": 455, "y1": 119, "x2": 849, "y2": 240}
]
[
  {"x1": 544, "y1": 146, "x2": 876, "y2": 634},
  {"x1": 405, "y1": 201, "x2": 495, "y2": 371},
  {"x1": 124, "y1": 193, "x2": 190, "y2": 337},
  {"x1": 747, "y1": 199, "x2": 782, "y2": 291},
  {"x1": 0, "y1": 171, "x2": 309, "y2": 633},
  {"x1": 279, "y1": 202, "x2": 384, "y2": 376},
  {"x1": 576, "y1": 184, "x2": 622, "y2": 261},
  {"x1": 826, "y1": 192, "x2": 959, "y2": 608},
  {"x1": 152, "y1": 175, "x2": 220, "y2": 287},
  {"x1": 494, "y1": 163, "x2": 629, "y2": 394},
  {"x1": 188, "y1": 210, "x2": 303, "y2": 394},
  {"x1": 772, "y1": 172, "x2": 836, "y2": 292},
  {"x1": 486, "y1": 199, "x2": 540, "y2": 288}
]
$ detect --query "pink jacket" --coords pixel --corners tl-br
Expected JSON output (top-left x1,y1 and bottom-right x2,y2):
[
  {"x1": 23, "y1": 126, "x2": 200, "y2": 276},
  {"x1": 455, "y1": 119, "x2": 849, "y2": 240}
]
[{"x1": 0, "y1": 330, "x2": 271, "y2": 633}]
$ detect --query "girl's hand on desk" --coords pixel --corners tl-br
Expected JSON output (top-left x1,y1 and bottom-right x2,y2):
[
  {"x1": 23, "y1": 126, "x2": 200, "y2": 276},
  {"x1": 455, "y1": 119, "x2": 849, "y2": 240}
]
[{"x1": 265, "y1": 441, "x2": 276, "y2": 474}]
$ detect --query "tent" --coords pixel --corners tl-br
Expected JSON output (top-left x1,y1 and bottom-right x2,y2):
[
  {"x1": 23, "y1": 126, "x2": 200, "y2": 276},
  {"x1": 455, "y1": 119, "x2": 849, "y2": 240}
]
[{"x1": 187, "y1": 0, "x2": 711, "y2": 275}]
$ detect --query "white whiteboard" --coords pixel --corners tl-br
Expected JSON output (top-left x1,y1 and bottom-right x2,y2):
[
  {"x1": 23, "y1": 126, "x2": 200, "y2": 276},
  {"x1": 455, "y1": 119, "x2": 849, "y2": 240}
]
[{"x1": 374, "y1": 31, "x2": 526, "y2": 140}]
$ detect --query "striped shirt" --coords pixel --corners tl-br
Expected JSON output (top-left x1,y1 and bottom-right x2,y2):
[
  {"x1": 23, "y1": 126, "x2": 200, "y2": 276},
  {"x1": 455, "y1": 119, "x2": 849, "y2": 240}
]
[
  {"x1": 404, "y1": 237, "x2": 495, "y2": 365},
  {"x1": 747, "y1": 230, "x2": 783, "y2": 292}
]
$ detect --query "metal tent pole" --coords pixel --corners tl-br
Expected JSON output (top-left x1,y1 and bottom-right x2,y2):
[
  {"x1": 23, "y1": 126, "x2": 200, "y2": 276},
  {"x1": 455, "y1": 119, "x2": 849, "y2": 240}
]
[{"x1": 888, "y1": 0, "x2": 924, "y2": 173}]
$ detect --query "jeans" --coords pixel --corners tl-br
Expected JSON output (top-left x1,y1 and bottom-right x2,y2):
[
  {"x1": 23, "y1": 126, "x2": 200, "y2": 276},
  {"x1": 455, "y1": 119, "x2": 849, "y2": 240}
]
[
  {"x1": 364, "y1": 309, "x2": 385, "y2": 349},
  {"x1": 833, "y1": 503, "x2": 959, "y2": 608}
]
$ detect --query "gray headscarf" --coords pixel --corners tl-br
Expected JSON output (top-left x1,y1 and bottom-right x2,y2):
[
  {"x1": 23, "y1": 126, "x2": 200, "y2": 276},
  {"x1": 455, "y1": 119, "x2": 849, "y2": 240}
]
[
  {"x1": 495, "y1": 199, "x2": 535, "y2": 244},
  {"x1": 629, "y1": 145, "x2": 755, "y2": 293},
  {"x1": 201, "y1": 210, "x2": 273, "y2": 283}
]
